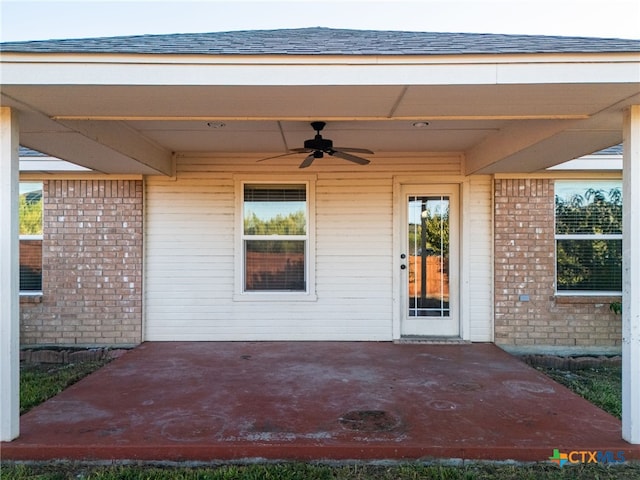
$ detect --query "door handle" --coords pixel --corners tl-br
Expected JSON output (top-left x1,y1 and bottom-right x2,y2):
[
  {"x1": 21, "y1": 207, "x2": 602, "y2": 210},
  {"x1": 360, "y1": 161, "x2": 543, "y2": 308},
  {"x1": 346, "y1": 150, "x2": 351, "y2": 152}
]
[{"x1": 400, "y1": 264, "x2": 406, "y2": 270}]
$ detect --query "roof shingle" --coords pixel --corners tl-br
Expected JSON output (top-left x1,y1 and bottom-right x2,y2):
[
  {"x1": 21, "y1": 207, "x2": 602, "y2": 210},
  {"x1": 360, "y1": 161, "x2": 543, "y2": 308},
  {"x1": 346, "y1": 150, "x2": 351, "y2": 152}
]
[{"x1": 2, "y1": 27, "x2": 639, "y2": 55}]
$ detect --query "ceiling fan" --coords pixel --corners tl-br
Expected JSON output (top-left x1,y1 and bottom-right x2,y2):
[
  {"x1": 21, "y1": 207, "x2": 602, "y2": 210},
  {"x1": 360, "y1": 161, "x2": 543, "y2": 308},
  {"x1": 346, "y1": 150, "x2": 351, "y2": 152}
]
[{"x1": 258, "y1": 121, "x2": 373, "y2": 168}]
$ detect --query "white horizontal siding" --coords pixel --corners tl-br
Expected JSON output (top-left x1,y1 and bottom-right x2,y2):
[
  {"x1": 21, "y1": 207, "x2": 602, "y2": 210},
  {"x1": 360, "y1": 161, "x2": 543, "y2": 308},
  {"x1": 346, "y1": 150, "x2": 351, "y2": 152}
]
[
  {"x1": 144, "y1": 153, "x2": 493, "y2": 341},
  {"x1": 315, "y1": 176, "x2": 393, "y2": 331},
  {"x1": 466, "y1": 175, "x2": 493, "y2": 341},
  {"x1": 145, "y1": 176, "x2": 235, "y2": 341}
]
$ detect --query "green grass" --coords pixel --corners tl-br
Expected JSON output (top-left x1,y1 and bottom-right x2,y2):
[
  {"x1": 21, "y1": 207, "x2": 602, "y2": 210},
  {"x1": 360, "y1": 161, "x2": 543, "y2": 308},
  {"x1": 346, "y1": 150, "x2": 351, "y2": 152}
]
[
  {"x1": 19, "y1": 360, "x2": 110, "y2": 414},
  {"x1": 2, "y1": 462, "x2": 639, "y2": 480},
  {"x1": 535, "y1": 365, "x2": 622, "y2": 419}
]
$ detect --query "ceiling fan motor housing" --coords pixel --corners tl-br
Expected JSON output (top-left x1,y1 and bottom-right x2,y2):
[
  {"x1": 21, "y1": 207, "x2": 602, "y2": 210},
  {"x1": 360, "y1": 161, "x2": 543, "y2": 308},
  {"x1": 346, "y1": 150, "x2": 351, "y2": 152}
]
[
  {"x1": 304, "y1": 121, "x2": 332, "y2": 152},
  {"x1": 304, "y1": 136, "x2": 333, "y2": 151}
]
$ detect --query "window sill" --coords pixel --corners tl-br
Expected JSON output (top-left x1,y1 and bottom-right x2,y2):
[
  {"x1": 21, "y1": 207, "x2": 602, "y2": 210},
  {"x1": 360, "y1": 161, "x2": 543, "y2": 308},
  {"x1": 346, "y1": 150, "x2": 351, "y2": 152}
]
[
  {"x1": 233, "y1": 292, "x2": 318, "y2": 302},
  {"x1": 19, "y1": 293, "x2": 43, "y2": 304},
  {"x1": 555, "y1": 294, "x2": 621, "y2": 305}
]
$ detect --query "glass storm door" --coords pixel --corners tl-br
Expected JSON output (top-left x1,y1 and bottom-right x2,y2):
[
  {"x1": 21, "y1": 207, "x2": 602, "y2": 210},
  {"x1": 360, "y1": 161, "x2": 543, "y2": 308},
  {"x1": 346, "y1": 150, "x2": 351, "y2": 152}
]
[{"x1": 400, "y1": 185, "x2": 459, "y2": 337}]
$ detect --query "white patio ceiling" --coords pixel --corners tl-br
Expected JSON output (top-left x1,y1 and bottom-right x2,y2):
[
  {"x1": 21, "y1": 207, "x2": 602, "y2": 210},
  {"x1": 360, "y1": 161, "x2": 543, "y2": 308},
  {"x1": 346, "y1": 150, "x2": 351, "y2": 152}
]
[{"x1": 2, "y1": 52, "x2": 639, "y2": 176}]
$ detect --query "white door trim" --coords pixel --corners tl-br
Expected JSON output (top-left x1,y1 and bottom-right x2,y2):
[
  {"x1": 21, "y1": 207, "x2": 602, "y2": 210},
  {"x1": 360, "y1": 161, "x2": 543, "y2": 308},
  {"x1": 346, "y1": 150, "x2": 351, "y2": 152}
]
[{"x1": 393, "y1": 177, "x2": 470, "y2": 340}]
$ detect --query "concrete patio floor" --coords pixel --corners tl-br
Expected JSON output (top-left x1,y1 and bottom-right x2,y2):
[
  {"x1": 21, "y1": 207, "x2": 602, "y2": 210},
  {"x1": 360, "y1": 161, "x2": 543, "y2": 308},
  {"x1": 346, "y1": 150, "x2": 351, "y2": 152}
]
[{"x1": 3, "y1": 342, "x2": 639, "y2": 463}]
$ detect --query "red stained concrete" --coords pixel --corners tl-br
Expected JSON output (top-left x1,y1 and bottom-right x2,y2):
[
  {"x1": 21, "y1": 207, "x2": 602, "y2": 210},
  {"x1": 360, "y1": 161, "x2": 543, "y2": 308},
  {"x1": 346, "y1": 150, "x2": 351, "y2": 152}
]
[{"x1": 3, "y1": 342, "x2": 639, "y2": 463}]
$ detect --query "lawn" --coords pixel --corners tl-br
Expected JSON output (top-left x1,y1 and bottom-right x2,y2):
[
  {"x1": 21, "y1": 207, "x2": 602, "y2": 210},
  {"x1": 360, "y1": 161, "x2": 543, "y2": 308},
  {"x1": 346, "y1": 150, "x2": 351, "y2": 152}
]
[
  {"x1": 535, "y1": 364, "x2": 622, "y2": 419},
  {"x1": 4, "y1": 461, "x2": 640, "y2": 480},
  {"x1": 2, "y1": 356, "x2": 636, "y2": 480},
  {"x1": 20, "y1": 361, "x2": 111, "y2": 414}
]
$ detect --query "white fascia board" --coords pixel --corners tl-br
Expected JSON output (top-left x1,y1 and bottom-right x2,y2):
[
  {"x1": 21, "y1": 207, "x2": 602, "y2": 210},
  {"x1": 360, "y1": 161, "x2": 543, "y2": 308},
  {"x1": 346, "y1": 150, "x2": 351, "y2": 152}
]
[
  {"x1": 496, "y1": 58, "x2": 640, "y2": 84},
  {"x1": 2, "y1": 52, "x2": 639, "y2": 87},
  {"x1": 548, "y1": 155, "x2": 623, "y2": 171},
  {"x1": 19, "y1": 158, "x2": 92, "y2": 172},
  {"x1": 0, "y1": 61, "x2": 497, "y2": 86}
]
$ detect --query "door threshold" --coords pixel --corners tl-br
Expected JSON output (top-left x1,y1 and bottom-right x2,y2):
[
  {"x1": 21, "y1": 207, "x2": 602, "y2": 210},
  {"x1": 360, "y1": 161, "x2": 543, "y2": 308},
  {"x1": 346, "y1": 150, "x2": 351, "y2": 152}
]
[{"x1": 394, "y1": 336, "x2": 470, "y2": 345}]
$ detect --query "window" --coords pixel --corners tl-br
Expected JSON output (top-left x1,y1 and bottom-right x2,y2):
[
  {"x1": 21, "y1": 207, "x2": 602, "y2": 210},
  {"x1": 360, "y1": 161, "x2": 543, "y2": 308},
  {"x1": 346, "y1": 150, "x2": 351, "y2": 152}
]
[
  {"x1": 242, "y1": 183, "x2": 308, "y2": 292},
  {"x1": 555, "y1": 180, "x2": 622, "y2": 294},
  {"x1": 19, "y1": 182, "x2": 43, "y2": 293}
]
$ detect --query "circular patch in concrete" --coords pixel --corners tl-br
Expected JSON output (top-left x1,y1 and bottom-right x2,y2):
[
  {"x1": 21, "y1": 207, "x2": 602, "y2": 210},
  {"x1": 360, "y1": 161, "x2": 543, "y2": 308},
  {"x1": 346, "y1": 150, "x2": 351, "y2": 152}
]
[{"x1": 339, "y1": 410, "x2": 399, "y2": 432}]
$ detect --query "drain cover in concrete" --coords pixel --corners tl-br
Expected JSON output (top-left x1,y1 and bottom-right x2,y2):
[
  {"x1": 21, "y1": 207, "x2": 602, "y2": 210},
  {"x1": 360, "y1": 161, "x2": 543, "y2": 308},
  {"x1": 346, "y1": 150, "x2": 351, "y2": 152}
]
[{"x1": 339, "y1": 410, "x2": 399, "y2": 432}]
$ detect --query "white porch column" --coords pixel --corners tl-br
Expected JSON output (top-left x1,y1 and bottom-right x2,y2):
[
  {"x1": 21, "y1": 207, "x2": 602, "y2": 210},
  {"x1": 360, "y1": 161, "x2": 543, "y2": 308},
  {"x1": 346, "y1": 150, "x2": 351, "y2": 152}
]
[
  {"x1": 0, "y1": 106, "x2": 20, "y2": 441},
  {"x1": 622, "y1": 105, "x2": 640, "y2": 444}
]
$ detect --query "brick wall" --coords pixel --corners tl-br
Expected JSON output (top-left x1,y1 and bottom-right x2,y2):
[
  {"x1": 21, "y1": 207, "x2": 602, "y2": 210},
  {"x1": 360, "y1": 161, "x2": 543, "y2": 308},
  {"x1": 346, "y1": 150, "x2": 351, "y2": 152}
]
[
  {"x1": 494, "y1": 178, "x2": 621, "y2": 352},
  {"x1": 20, "y1": 179, "x2": 143, "y2": 346}
]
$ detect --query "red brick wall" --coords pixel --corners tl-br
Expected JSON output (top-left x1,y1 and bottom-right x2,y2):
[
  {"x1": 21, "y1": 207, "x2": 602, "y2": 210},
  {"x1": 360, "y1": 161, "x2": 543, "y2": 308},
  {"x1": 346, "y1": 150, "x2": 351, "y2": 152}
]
[
  {"x1": 20, "y1": 179, "x2": 143, "y2": 346},
  {"x1": 494, "y1": 178, "x2": 621, "y2": 351}
]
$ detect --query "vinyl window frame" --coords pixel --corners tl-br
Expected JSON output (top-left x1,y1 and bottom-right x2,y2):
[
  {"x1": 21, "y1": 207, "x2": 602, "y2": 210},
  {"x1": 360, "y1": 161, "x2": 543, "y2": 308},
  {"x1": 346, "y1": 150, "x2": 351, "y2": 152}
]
[
  {"x1": 19, "y1": 181, "x2": 44, "y2": 296},
  {"x1": 554, "y1": 179, "x2": 623, "y2": 296},
  {"x1": 233, "y1": 175, "x2": 317, "y2": 302}
]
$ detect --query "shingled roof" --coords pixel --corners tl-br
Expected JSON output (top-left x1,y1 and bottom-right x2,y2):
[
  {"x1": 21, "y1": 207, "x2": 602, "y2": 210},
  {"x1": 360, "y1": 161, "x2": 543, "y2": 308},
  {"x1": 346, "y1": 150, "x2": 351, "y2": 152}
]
[
  {"x1": 2, "y1": 27, "x2": 639, "y2": 55},
  {"x1": 593, "y1": 144, "x2": 624, "y2": 155}
]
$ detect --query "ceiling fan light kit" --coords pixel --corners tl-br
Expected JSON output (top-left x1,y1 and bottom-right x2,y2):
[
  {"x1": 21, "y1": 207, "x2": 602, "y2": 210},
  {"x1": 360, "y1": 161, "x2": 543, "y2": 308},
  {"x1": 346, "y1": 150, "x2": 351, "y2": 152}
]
[{"x1": 258, "y1": 121, "x2": 374, "y2": 168}]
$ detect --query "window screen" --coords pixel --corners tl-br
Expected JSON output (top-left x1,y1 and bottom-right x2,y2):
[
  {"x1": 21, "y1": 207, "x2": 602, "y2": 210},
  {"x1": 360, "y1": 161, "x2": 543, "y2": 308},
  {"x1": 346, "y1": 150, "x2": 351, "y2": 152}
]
[
  {"x1": 19, "y1": 182, "x2": 43, "y2": 292},
  {"x1": 555, "y1": 181, "x2": 622, "y2": 293}
]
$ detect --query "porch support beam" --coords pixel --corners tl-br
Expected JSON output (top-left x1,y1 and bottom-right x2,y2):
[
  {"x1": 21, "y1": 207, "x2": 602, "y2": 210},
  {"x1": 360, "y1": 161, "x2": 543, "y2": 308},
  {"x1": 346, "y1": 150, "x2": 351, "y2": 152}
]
[
  {"x1": 56, "y1": 119, "x2": 174, "y2": 176},
  {"x1": 622, "y1": 104, "x2": 640, "y2": 444},
  {"x1": 0, "y1": 106, "x2": 20, "y2": 441},
  {"x1": 464, "y1": 119, "x2": 577, "y2": 174}
]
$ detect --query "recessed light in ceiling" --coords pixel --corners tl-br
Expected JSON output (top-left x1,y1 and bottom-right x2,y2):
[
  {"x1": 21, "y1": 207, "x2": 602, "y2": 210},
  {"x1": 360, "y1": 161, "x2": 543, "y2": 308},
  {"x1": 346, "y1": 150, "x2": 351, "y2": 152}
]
[
  {"x1": 206, "y1": 122, "x2": 226, "y2": 128},
  {"x1": 412, "y1": 121, "x2": 430, "y2": 128}
]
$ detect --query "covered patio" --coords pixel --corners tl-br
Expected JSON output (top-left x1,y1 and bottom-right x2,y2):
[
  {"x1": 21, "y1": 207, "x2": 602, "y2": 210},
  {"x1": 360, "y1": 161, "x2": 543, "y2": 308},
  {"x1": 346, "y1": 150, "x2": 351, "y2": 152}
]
[
  {"x1": 2, "y1": 342, "x2": 639, "y2": 462},
  {"x1": 1, "y1": 28, "x2": 639, "y2": 446}
]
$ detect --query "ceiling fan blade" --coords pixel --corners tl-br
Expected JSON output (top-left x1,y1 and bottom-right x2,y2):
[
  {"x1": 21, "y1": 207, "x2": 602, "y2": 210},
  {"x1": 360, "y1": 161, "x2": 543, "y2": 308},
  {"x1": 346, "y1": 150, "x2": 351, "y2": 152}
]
[
  {"x1": 299, "y1": 154, "x2": 316, "y2": 168},
  {"x1": 290, "y1": 147, "x2": 313, "y2": 154},
  {"x1": 256, "y1": 152, "x2": 297, "y2": 162},
  {"x1": 330, "y1": 150, "x2": 371, "y2": 165},
  {"x1": 333, "y1": 147, "x2": 374, "y2": 154}
]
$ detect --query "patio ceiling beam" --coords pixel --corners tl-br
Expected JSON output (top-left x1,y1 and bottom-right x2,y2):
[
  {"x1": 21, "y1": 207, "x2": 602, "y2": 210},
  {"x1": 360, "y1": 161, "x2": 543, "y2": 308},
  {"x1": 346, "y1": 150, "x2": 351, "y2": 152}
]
[
  {"x1": 622, "y1": 104, "x2": 640, "y2": 444},
  {"x1": 0, "y1": 106, "x2": 20, "y2": 442},
  {"x1": 55, "y1": 119, "x2": 173, "y2": 176},
  {"x1": 1, "y1": 93, "x2": 174, "y2": 175},
  {"x1": 50, "y1": 114, "x2": 590, "y2": 122},
  {"x1": 463, "y1": 119, "x2": 580, "y2": 174},
  {"x1": 463, "y1": 100, "x2": 640, "y2": 174}
]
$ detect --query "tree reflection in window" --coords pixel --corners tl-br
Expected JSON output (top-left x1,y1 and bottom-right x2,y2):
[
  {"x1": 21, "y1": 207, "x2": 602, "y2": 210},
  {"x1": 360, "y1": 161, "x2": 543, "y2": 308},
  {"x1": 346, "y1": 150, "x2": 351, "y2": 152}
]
[
  {"x1": 555, "y1": 182, "x2": 622, "y2": 293},
  {"x1": 243, "y1": 184, "x2": 307, "y2": 292}
]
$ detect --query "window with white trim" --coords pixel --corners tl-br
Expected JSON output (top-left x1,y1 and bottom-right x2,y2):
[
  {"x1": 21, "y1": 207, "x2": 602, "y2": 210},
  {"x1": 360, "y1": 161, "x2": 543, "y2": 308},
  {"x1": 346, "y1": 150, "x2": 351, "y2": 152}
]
[
  {"x1": 555, "y1": 180, "x2": 622, "y2": 294},
  {"x1": 241, "y1": 182, "x2": 309, "y2": 292},
  {"x1": 19, "y1": 182, "x2": 43, "y2": 293}
]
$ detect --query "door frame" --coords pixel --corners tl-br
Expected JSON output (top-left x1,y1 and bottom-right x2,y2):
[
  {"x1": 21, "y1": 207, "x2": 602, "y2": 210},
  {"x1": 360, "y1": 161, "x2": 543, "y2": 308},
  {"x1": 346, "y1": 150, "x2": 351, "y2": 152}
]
[{"x1": 392, "y1": 177, "x2": 470, "y2": 340}]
